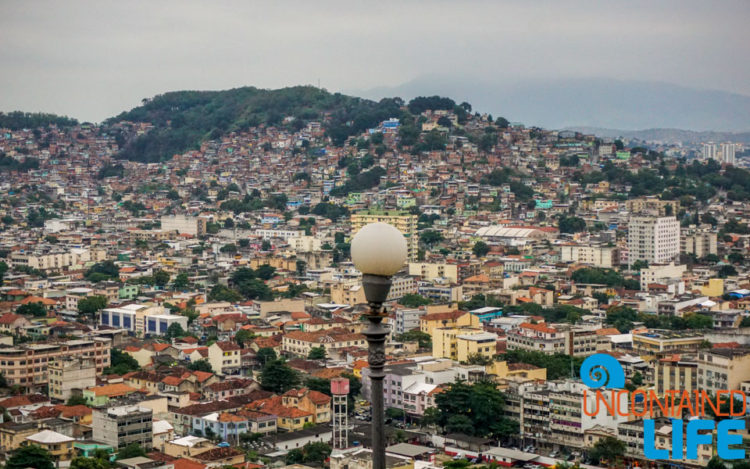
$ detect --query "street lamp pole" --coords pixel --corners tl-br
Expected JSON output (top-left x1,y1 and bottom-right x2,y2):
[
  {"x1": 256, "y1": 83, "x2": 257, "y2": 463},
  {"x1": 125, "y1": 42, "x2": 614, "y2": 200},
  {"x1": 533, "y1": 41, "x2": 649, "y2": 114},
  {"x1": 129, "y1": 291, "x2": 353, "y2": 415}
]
[
  {"x1": 351, "y1": 223, "x2": 407, "y2": 469},
  {"x1": 362, "y1": 274, "x2": 392, "y2": 469}
]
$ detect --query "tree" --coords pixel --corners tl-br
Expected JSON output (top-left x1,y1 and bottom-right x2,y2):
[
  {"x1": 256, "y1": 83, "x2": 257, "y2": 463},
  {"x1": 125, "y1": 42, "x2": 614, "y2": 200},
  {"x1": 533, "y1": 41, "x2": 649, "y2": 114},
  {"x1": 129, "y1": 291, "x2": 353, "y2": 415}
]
[
  {"x1": 235, "y1": 329, "x2": 256, "y2": 348},
  {"x1": 399, "y1": 293, "x2": 432, "y2": 308},
  {"x1": 445, "y1": 414, "x2": 474, "y2": 435},
  {"x1": 395, "y1": 330, "x2": 432, "y2": 349},
  {"x1": 208, "y1": 284, "x2": 243, "y2": 302},
  {"x1": 296, "y1": 260, "x2": 307, "y2": 276},
  {"x1": 434, "y1": 380, "x2": 517, "y2": 438},
  {"x1": 165, "y1": 322, "x2": 186, "y2": 340},
  {"x1": 260, "y1": 359, "x2": 300, "y2": 393},
  {"x1": 472, "y1": 241, "x2": 490, "y2": 257},
  {"x1": 16, "y1": 302, "x2": 48, "y2": 317},
  {"x1": 256, "y1": 347, "x2": 277, "y2": 366},
  {"x1": 285, "y1": 449, "x2": 304, "y2": 465},
  {"x1": 706, "y1": 457, "x2": 728, "y2": 469},
  {"x1": 236, "y1": 278, "x2": 273, "y2": 300},
  {"x1": 304, "y1": 377, "x2": 331, "y2": 396},
  {"x1": 172, "y1": 272, "x2": 189, "y2": 290},
  {"x1": 718, "y1": 265, "x2": 738, "y2": 278},
  {"x1": 631, "y1": 371, "x2": 644, "y2": 386},
  {"x1": 0, "y1": 261, "x2": 7, "y2": 286},
  {"x1": 66, "y1": 395, "x2": 88, "y2": 406},
  {"x1": 70, "y1": 456, "x2": 109, "y2": 469},
  {"x1": 308, "y1": 346, "x2": 327, "y2": 360},
  {"x1": 301, "y1": 441, "x2": 332, "y2": 465},
  {"x1": 85, "y1": 260, "x2": 119, "y2": 282},
  {"x1": 255, "y1": 264, "x2": 277, "y2": 280},
  {"x1": 588, "y1": 436, "x2": 625, "y2": 466},
  {"x1": 187, "y1": 359, "x2": 213, "y2": 373},
  {"x1": 153, "y1": 270, "x2": 170, "y2": 288},
  {"x1": 6, "y1": 445, "x2": 55, "y2": 469},
  {"x1": 558, "y1": 215, "x2": 587, "y2": 234},
  {"x1": 420, "y1": 230, "x2": 444, "y2": 246},
  {"x1": 104, "y1": 348, "x2": 140, "y2": 375},
  {"x1": 78, "y1": 295, "x2": 108, "y2": 316},
  {"x1": 116, "y1": 443, "x2": 146, "y2": 460}
]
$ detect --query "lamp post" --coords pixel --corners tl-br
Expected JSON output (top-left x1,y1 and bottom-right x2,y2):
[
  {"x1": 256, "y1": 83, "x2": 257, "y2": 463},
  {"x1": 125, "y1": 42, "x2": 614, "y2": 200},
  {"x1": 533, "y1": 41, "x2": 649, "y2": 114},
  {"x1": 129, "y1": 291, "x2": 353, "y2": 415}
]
[{"x1": 351, "y1": 222, "x2": 408, "y2": 469}]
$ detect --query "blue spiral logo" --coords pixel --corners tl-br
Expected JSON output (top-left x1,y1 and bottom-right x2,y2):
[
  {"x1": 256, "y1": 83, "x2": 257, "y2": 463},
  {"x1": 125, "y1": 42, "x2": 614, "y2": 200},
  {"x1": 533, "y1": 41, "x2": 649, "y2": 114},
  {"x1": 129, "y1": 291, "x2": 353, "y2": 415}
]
[{"x1": 580, "y1": 354, "x2": 625, "y2": 389}]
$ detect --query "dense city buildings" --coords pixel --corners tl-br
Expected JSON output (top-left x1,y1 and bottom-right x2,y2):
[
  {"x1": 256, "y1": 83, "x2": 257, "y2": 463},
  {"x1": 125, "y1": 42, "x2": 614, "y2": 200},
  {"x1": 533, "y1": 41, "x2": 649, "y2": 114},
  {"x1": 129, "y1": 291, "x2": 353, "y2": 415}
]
[{"x1": 0, "y1": 88, "x2": 749, "y2": 469}]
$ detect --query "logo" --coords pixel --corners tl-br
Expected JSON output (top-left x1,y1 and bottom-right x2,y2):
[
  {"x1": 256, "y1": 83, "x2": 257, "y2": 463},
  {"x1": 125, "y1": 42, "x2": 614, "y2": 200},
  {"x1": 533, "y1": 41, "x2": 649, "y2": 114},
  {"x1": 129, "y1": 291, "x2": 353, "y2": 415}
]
[{"x1": 581, "y1": 353, "x2": 746, "y2": 461}]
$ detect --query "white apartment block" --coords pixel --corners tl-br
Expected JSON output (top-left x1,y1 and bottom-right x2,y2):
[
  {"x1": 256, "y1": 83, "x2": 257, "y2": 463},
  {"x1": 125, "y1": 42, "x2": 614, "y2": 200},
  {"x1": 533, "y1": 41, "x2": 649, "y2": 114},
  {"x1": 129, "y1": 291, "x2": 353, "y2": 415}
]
[
  {"x1": 394, "y1": 308, "x2": 426, "y2": 335},
  {"x1": 559, "y1": 244, "x2": 618, "y2": 268},
  {"x1": 9, "y1": 247, "x2": 107, "y2": 272},
  {"x1": 254, "y1": 229, "x2": 304, "y2": 240},
  {"x1": 681, "y1": 229, "x2": 718, "y2": 258},
  {"x1": 640, "y1": 263, "x2": 687, "y2": 291},
  {"x1": 161, "y1": 215, "x2": 207, "y2": 236},
  {"x1": 627, "y1": 216, "x2": 680, "y2": 264}
]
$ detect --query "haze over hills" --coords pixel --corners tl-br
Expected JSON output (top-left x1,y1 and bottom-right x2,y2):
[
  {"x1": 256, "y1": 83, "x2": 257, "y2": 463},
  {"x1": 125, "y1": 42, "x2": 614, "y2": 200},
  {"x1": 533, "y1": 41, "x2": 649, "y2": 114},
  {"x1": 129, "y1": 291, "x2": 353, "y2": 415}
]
[
  {"x1": 353, "y1": 76, "x2": 750, "y2": 134},
  {"x1": 563, "y1": 127, "x2": 750, "y2": 145}
]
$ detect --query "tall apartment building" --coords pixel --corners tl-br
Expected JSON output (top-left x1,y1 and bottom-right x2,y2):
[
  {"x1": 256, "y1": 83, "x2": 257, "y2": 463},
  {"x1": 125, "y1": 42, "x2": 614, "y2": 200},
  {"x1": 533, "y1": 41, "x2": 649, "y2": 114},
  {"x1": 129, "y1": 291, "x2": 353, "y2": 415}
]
[
  {"x1": 559, "y1": 244, "x2": 618, "y2": 268},
  {"x1": 627, "y1": 216, "x2": 680, "y2": 264},
  {"x1": 720, "y1": 143, "x2": 736, "y2": 165},
  {"x1": 93, "y1": 405, "x2": 153, "y2": 450},
  {"x1": 702, "y1": 142, "x2": 736, "y2": 165},
  {"x1": 696, "y1": 348, "x2": 750, "y2": 396},
  {"x1": 48, "y1": 357, "x2": 97, "y2": 401},
  {"x1": 160, "y1": 215, "x2": 207, "y2": 237},
  {"x1": 681, "y1": 228, "x2": 718, "y2": 258},
  {"x1": 0, "y1": 338, "x2": 111, "y2": 391},
  {"x1": 351, "y1": 210, "x2": 418, "y2": 262}
]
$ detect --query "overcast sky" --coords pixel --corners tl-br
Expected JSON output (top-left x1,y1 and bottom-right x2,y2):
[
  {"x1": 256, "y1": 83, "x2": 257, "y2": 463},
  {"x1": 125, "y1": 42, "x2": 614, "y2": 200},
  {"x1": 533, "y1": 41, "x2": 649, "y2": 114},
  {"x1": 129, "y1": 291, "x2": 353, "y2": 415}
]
[{"x1": 1, "y1": 0, "x2": 749, "y2": 123}]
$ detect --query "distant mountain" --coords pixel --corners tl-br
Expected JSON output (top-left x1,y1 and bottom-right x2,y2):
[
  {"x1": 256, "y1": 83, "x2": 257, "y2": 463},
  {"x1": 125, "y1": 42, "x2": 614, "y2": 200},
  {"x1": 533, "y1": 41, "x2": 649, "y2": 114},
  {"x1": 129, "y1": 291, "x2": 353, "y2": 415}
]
[
  {"x1": 352, "y1": 76, "x2": 750, "y2": 133},
  {"x1": 563, "y1": 127, "x2": 750, "y2": 145}
]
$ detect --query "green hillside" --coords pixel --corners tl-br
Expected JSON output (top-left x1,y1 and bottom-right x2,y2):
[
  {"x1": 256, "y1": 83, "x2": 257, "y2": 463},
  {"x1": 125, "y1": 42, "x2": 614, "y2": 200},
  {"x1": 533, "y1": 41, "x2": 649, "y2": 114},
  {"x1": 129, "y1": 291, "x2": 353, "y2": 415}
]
[{"x1": 107, "y1": 86, "x2": 406, "y2": 162}]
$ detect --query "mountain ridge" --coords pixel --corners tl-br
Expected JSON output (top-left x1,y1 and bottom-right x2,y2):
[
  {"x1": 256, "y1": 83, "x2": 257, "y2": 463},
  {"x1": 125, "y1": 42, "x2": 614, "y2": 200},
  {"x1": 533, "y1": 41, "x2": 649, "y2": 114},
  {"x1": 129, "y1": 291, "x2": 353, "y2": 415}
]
[{"x1": 352, "y1": 76, "x2": 750, "y2": 133}]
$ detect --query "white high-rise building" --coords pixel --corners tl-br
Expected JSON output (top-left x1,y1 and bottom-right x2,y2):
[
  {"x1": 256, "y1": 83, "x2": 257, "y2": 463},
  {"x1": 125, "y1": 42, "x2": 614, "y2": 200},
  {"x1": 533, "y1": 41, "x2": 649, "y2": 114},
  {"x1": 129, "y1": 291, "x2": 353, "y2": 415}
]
[
  {"x1": 702, "y1": 143, "x2": 718, "y2": 160},
  {"x1": 627, "y1": 216, "x2": 680, "y2": 264},
  {"x1": 720, "y1": 143, "x2": 736, "y2": 165}
]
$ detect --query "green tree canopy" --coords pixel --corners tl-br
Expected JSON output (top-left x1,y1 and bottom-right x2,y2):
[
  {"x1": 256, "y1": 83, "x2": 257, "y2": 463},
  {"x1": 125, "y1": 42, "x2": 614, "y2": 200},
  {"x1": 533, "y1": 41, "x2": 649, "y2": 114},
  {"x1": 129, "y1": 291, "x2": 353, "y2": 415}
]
[
  {"x1": 472, "y1": 241, "x2": 490, "y2": 257},
  {"x1": 398, "y1": 293, "x2": 432, "y2": 308},
  {"x1": 78, "y1": 295, "x2": 109, "y2": 316},
  {"x1": 116, "y1": 443, "x2": 146, "y2": 460},
  {"x1": 187, "y1": 359, "x2": 213, "y2": 373},
  {"x1": 104, "y1": 348, "x2": 140, "y2": 375},
  {"x1": 6, "y1": 445, "x2": 55, "y2": 469},
  {"x1": 260, "y1": 358, "x2": 300, "y2": 393},
  {"x1": 308, "y1": 346, "x2": 327, "y2": 360}
]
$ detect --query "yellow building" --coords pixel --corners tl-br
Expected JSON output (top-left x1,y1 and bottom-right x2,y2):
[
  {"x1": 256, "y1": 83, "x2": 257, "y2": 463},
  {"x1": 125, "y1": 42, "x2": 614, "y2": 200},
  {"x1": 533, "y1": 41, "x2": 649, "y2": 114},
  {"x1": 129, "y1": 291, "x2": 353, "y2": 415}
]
[
  {"x1": 351, "y1": 210, "x2": 418, "y2": 261},
  {"x1": 432, "y1": 327, "x2": 497, "y2": 362},
  {"x1": 700, "y1": 278, "x2": 724, "y2": 297},
  {"x1": 419, "y1": 310, "x2": 479, "y2": 336},
  {"x1": 25, "y1": 430, "x2": 75, "y2": 464},
  {"x1": 632, "y1": 330, "x2": 704, "y2": 356},
  {"x1": 486, "y1": 360, "x2": 547, "y2": 381}
]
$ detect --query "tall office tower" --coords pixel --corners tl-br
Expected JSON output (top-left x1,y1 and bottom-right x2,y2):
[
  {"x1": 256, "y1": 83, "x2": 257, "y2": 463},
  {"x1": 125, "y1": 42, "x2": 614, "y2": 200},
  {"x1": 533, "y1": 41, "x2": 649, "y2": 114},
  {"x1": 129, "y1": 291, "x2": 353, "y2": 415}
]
[{"x1": 628, "y1": 216, "x2": 680, "y2": 264}]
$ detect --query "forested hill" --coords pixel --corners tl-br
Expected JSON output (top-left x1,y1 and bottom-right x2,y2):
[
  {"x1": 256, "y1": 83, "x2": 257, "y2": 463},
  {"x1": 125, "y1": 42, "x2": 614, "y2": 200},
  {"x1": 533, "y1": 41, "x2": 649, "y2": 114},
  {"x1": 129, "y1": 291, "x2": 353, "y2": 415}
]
[
  {"x1": 106, "y1": 86, "x2": 418, "y2": 163},
  {"x1": 0, "y1": 111, "x2": 79, "y2": 130}
]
